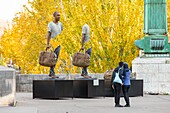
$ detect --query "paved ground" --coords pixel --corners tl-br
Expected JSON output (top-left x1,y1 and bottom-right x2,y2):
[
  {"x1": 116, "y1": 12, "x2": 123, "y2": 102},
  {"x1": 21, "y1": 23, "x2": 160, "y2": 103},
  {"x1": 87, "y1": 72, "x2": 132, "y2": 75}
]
[{"x1": 0, "y1": 93, "x2": 170, "y2": 113}]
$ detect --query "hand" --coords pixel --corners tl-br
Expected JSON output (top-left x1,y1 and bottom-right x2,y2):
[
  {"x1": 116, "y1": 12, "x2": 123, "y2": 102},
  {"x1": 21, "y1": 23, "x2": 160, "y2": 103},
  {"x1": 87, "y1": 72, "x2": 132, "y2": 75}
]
[
  {"x1": 46, "y1": 44, "x2": 51, "y2": 49},
  {"x1": 80, "y1": 47, "x2": 84, "y2": 50},
  {"x1": 112, "y1": 85, "x2": 114, "y2": 89}
]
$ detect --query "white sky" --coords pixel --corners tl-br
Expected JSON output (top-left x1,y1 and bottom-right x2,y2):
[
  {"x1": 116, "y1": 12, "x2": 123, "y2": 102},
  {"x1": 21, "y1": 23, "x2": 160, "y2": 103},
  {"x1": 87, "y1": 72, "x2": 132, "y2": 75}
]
[{"x1": 0, "y1": 0, "x2": 29, "y2": 22}]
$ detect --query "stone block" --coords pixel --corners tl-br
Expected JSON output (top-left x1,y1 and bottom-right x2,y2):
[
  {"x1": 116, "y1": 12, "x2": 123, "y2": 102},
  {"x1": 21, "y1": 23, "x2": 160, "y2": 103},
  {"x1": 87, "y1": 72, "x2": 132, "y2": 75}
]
[
  {"x1": 144, "y1": 82, "x2": 159, "y2": 93},
  {"x1": 157, "y1": 73, "x2": 165, "y2": 82},
  {"x1": 133, "y1": 57, "x2": 169, "y2": 64},
  {"x1": 0, "y1": 66, "x2": 16, "y2": 106},
  {"x1": 19, "y1": 75, "x2": 34, "y2": 84},
  {"x1": 19, "y1": 84, "x2": 32, "y2": 92},
  {"x1": 158, "y1": 64, "x2": 170, "y2": 72},
  {"x1": 164, "y1": 73, "x2": 170, "y2": 81},
  {"x1": 133, "y1": 63, "x2": 159, "y2": 73},
  {"x1": 132, "y1": 57, "x2": 170, "y2": 94}
]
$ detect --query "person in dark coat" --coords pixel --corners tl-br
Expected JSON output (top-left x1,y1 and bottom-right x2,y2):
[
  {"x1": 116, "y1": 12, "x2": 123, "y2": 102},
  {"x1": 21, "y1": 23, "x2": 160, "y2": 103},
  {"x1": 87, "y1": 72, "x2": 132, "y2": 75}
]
[
  {"x1": 122, "y1": 63, "x2": 131, "y2": 107},
  {"x1": 111, "y1": 62, "x2": 124, "y2": 107}
]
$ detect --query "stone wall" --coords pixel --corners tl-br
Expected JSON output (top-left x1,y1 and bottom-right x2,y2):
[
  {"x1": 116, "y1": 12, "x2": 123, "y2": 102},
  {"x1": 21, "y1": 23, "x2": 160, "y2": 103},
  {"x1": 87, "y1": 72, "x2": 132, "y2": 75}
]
[
  {"x1": 132, "y1": 57, "x2": 170, "y2": 94},
  {"x1": 16, "y1": 74, "x2": 104, "y2": 92},
  {"x1": 0, "y1": 66, "x2": 16, "y2": 106}
]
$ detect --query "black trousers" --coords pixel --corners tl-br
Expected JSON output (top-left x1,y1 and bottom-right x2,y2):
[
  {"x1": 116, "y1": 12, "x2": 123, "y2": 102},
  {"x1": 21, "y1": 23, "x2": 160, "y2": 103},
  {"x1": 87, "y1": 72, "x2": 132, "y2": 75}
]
[
  {"x1": 50, "y1": 45, "x2": 61, "y2": 75},
  {"x1": 122, "y1": 85, "x2": 130, "y2": 105},
  {"x1": 81, "y1": 48, "x2": 92, "y2": 76},
  {"x1": 113, "y1": 83, "x2": 122, "y2": 105}
]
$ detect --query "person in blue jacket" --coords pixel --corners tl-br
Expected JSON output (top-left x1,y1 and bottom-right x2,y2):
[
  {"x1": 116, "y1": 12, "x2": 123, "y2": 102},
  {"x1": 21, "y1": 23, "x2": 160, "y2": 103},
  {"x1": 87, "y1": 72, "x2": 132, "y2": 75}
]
[{"x1": 122, "y1": 63, "x2": 131, "y2": 107}]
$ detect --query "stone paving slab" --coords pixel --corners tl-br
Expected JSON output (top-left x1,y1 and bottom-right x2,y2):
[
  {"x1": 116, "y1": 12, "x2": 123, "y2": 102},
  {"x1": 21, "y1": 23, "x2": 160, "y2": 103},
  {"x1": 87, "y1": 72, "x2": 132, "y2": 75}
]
[
  {"x1": 1, "y1": 93, "x2": 170, "y2": 113},
  {"x1": 0, "y1": 107, "x2": 37, "y2": 113}
]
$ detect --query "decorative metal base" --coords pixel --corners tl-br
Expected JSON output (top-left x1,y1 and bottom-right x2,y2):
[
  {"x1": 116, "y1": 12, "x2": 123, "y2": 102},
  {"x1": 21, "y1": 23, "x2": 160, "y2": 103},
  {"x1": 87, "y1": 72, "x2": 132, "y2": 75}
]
[{"x1": 140, "y1": 54, "x2": 170, "y2": 58}]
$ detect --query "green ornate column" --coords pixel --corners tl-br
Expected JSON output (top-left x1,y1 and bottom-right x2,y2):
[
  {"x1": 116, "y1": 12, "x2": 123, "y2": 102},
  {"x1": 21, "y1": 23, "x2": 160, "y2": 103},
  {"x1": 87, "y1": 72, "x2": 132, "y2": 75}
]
[{"x1": 135, "y1": 0, "x2": 170, "y2": 57}]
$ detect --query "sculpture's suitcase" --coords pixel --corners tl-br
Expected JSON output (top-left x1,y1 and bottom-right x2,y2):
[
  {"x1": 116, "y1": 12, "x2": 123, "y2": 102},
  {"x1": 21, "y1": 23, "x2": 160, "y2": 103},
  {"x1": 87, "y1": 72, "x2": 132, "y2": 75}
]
[{"x1": 72, "y1": 50, "x2": 90, "y2": 67}]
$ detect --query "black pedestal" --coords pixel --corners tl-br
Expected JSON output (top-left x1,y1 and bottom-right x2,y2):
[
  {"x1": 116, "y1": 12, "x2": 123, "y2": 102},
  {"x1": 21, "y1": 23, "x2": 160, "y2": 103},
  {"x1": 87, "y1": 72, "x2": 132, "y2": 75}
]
[
  {"x1": 33, "y1": 79, "x2": 143, "y2": 99},
  {"x1": 73, "y1": 79, "x2": 104, "y2": 98},
  {"x1": 33, "y1": 79, "x2": 104, "y2": 99},
  {"x1": 104, "y1": 79, "x2": 143, "y2": 97},
  {"x1": 33, "y1": 80, "x2": 73, "y2": 99}
]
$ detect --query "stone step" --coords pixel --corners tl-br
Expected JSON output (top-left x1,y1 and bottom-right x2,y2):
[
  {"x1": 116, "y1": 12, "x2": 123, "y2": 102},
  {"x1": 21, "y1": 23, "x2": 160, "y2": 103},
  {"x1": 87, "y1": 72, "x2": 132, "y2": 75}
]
[{"x1": 0, "y1": 107, "x2": 37, "y2": 113}]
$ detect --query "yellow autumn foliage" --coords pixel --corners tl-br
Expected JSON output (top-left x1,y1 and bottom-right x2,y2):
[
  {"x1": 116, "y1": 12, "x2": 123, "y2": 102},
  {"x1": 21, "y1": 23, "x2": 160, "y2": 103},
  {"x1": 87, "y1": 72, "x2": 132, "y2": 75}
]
[
  {"x1": 0, "y1": 0, "x2": 144, "y2": 74},
  {"x1": 168, "y1": 0, "x2": 170, "y2": 33}
]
